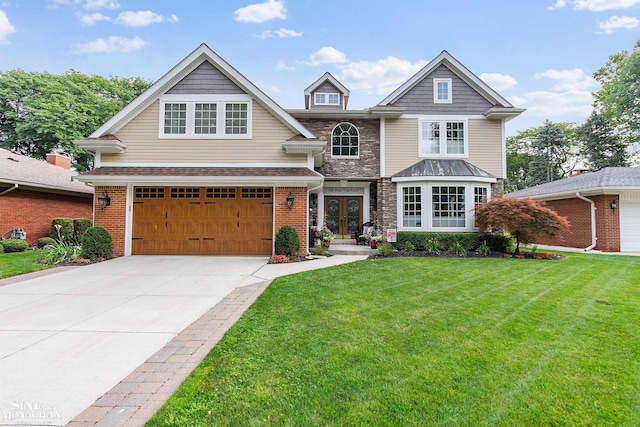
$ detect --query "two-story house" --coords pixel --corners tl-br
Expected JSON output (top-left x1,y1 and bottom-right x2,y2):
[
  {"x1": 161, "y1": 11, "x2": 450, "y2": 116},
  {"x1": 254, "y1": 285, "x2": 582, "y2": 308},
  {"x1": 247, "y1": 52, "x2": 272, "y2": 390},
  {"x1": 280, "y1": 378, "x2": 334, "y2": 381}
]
[{"x1": 75, "y1": 43, "x2": 522, "y2": 257}]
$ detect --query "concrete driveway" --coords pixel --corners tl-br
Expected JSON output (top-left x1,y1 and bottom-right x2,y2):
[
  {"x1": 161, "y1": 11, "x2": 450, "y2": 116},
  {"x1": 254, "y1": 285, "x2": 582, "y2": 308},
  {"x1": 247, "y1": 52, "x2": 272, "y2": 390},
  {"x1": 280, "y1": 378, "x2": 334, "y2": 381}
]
[{"x1": 0, "y1": 256, "x2": 268, "y2": 426}]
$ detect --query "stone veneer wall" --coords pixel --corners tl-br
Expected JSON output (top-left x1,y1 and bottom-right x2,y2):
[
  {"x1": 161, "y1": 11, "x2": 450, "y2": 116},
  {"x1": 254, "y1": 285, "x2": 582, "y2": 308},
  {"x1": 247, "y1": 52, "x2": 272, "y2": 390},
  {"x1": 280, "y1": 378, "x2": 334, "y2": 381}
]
[{"x1": 296, "y1": 118, "x2": 380, "y2": 178}]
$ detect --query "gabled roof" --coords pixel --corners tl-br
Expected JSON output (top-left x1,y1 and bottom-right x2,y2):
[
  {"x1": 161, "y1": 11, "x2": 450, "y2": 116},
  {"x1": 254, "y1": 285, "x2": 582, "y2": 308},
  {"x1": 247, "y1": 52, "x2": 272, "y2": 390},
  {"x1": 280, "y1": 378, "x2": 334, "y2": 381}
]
[
  {"x1": 392, "y1": 159, "x2": 496, "y2": 182},
  {"x1": 0, "y1": 148, "x2": 92, "y2": 195},
  {"x1": 506, "y1": 167, "x2": 640, "y2": 200},
  {"x1": 89, "y1": 43, "x2": 314, "y2": 139},
  {"x1": 379, "y1": 50, "x2": 515, "y2": 108},
  {"x1": 303, "y1": 72, "x2": 350, "y2": 96}
]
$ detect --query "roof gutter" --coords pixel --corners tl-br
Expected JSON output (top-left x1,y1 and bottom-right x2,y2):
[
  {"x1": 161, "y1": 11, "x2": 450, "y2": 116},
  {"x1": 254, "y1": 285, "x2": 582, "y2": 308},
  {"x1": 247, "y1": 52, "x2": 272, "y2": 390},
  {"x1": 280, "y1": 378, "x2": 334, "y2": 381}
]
[
  {"x1": 576, "y1": 192, "x2": 596, "y2": 251},
  {"x1": 0, "y1": 183, "x2": 18, "y2": 196}
]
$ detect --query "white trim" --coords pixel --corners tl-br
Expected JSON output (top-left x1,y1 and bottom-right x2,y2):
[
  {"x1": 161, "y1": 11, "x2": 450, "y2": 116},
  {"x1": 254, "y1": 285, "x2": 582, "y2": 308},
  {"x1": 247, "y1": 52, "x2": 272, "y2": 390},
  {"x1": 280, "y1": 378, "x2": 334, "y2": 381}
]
[
  {"x1": 501, "y1": 119, "x2": 507, "y2": 179},
  {"x1": 314, "y1": 92, "x2": 340, "y2": 106},
  {"x1": 403, "y1": 114, "x2": 485, "y2": 120},
  {"x1": 89, "y1": 43, "x2": 315, "y2": 139},
  {"x1": 124, "y1": 184, "x2": 133, "y2": 256},
  {"x1": 418, "y1": 119, "x2": 468, "y2": 158},
  {"x1": 158, "y1": 97, "x2": 252, "y2": 139},
  {"x1": 75, "y1": 175, "x2": 324, "y2": 187},
  {"x1": 380, "y1": 118, "x2": 386, "y2": 178},
  {"x1": 330, "y1": 122, "x2": 360, "y2": 159},
  {"x1": 392, "y1": 175, "x2": 496, "y2": 183},
  {"x1": 100, "y1": 162, "x2": 309, "y2": 168},
  {"x1": 433, "y1": 78, "x2": 452, "y2": 104}
]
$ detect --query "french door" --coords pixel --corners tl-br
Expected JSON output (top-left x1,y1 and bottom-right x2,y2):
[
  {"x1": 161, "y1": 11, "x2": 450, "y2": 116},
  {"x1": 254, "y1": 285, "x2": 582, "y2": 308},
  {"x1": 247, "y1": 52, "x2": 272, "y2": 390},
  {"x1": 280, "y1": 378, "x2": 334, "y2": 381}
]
[{"x1": 324, "y1": 196, "x2": 362, "y2": 237}]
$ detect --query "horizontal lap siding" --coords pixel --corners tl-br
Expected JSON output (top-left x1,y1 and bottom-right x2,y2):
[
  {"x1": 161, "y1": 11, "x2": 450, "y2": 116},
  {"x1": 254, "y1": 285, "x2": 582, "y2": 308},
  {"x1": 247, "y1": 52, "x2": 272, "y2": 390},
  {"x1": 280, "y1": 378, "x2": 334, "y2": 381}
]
[
  {"x1": 104, "y1": 101, "x2": 303, "y2": 164},
  {"x1": 384, "y1": 118, "x2": 503, "y2": 178},
  {"x1": 467, "y1": 119, "x2": 503, "y2": 178},
  {"x1": 384, "y1": 118, "x2": 419, "y2": 177}
]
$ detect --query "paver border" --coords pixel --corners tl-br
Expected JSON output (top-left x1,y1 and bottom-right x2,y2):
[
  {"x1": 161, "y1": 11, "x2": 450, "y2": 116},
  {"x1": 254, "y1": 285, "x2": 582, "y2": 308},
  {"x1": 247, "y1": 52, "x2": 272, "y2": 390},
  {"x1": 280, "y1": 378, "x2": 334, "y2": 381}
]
[{"x1": 66, "y1": 280, "x2": 271, "y2": 427}]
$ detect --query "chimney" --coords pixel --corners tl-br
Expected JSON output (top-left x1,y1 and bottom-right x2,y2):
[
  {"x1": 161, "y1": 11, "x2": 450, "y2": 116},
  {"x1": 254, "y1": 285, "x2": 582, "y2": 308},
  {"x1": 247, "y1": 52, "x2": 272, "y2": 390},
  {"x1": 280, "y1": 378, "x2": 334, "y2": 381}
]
[{"x1": 46, "y1": 152, "x2": 71, "y2": 170}]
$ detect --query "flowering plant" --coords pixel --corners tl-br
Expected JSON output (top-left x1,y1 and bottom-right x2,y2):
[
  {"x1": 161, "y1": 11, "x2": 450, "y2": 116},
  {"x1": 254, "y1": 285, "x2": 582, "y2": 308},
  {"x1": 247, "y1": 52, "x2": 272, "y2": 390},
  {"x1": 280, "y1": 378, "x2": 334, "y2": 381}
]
[
  {"x1": 268, "y1": 254, "x2": 290, "y2": 264},
  {"x1": 318, "y1": 226, "x2": 334, "y2": 241}
]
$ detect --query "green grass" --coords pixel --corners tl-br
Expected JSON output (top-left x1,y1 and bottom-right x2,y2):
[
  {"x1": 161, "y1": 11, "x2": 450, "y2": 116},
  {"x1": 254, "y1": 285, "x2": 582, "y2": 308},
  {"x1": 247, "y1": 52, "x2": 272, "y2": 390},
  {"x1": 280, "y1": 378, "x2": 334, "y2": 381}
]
[
  {"x1": 0, "y1": 250, "x2": 53, "y2": 279},
  {"x1": 148, "y1": 253, "x2": 640, "y2": 426}
]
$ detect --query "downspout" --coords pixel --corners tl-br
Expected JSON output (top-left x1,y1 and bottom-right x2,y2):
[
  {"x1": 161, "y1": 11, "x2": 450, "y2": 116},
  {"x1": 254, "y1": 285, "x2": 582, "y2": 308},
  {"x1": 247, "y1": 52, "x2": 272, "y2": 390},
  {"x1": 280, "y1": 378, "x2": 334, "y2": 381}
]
[
  {"x1": 576, "y1": 192, "x2": 596, "y2": 251},
  {"x1": 0, "y1": 183, "x2": 18, "y2": 196},
  {"x1": 306, "y1": 181, "x2": 324, "y2": 255}
]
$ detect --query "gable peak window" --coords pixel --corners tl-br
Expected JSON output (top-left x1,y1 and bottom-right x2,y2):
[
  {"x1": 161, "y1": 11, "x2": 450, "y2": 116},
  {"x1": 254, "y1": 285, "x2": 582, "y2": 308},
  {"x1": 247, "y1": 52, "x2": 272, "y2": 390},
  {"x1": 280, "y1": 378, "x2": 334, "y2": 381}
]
[
  {"x1": 332, "y1": 122, "x2": 359, "y2": 157},
  {"x1": 433, "y1": 78, "x2": 452, "y2": 104},
  {"x1": 159, "y1": 95, "x2": 251, "y2": 139},
  {"x1": 315, "y1": 92, "x2": 340, "y2": 106}
]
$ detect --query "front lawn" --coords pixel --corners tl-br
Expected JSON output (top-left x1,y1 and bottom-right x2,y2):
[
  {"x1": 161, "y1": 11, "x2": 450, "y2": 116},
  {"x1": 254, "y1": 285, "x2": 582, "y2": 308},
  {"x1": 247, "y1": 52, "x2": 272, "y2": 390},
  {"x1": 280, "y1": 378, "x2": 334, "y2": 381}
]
[
  {"x1": 0, "y1": 250, "x2": 53, "y2": 280},
  {"x1": 148, "y1": 253, "x2": 640, "y2": 426}
]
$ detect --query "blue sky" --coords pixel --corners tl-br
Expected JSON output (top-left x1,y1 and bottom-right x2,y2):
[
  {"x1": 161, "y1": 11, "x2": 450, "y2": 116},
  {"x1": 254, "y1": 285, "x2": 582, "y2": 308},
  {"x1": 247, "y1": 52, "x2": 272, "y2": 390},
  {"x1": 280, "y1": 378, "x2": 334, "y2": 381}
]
[{"x1": 1, "y1": 0, "x2": 639, "y2": 136}]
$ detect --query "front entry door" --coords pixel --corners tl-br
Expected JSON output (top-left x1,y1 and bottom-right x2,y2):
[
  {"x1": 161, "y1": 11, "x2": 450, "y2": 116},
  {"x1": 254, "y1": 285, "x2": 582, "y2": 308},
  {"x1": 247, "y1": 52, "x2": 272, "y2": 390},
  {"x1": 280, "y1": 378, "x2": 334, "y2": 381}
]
[{"x1": 324, "y1": 196, "x2": 363, "y2": 237}]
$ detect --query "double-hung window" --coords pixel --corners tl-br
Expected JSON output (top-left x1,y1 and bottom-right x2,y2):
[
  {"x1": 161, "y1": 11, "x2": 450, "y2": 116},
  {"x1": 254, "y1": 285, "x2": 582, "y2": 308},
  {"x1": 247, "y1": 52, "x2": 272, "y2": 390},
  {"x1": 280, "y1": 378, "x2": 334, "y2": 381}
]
[
  {"x1": 419, "y1": 119, "x2": 467, "y2": 156},
  {"x1": 160, "y1": 95, "x2": 251, "y2": 139},
  {"x1": 315, "y1": 92, "x2": 340, "y2": 106},
  {"x1": 433, "y1": 78, "x2": 452, "y2": 103}
]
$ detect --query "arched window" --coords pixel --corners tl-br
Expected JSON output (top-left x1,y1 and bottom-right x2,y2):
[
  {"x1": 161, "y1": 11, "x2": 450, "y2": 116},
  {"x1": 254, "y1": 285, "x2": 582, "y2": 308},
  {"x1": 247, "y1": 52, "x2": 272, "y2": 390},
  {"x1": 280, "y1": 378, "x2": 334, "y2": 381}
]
[{"x1": 331, "y1": 123, "x2": 359, "y2": 157}]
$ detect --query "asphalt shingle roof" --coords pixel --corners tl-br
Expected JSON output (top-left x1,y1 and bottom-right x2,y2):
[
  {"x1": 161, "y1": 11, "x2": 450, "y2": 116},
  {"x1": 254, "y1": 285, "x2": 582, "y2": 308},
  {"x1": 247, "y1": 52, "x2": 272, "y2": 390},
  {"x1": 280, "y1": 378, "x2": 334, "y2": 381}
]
[
  {"x1": 81, "y1": 166, "x2": 322, "y2": 178},
  {"x1": 506, "y1": 167, "x2": 640, "y2": 199},
  {"x1": 0, "y1": 148, "x2": 93, "y2": 195}
]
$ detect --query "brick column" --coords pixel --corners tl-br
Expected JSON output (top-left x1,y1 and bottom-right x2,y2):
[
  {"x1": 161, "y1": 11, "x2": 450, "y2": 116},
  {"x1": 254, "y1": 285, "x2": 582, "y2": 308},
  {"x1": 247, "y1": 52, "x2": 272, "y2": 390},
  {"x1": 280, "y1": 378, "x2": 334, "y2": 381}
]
[
  {"x1": 274, "y1": 187, "x2": 308, "y2": 256},
  {"x1": 93, "y1": 186, "x2": 127, "y2": 257}
]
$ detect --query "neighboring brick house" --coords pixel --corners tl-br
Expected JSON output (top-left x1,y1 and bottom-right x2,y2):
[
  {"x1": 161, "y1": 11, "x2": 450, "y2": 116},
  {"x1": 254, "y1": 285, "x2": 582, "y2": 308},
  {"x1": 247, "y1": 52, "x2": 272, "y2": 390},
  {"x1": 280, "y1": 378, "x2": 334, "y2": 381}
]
[
  {"x1": 506, "y1": 168, "x2": 640, "y2": 252},
  {"x1": 74, "y1": 43, "x2": 522, "y2": 257},
  {"x1": 0, "y1": 148, "x2": 93, "y2": 245}
]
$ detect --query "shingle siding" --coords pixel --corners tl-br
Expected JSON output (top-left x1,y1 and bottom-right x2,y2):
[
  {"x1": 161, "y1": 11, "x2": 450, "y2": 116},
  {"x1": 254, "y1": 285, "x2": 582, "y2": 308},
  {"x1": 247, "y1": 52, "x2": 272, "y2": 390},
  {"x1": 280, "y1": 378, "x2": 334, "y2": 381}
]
[
  {"x1": 167, "y1": 61, "x2": 245, "y2": 95},
  {"x1": 392, "y1": 65, "x2": 492, "y2": 115}
]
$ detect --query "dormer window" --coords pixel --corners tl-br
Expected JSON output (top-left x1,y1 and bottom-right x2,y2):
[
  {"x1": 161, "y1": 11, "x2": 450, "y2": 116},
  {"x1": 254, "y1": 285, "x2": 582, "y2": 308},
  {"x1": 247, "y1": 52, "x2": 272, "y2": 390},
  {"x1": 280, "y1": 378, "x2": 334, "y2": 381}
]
[
  {"x1": 315, "y1": 93, "x2": 340, "y2": 106},
  {"x1": 433, "y1": 78, "x2": 452, "y2": 104}
]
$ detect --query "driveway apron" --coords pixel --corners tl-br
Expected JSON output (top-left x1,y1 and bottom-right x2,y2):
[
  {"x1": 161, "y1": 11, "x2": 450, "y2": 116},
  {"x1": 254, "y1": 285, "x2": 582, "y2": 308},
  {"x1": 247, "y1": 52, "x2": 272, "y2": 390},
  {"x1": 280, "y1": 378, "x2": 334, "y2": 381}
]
[{"x1": 0, "y1": 256, "x2": 267, "y2": 426}]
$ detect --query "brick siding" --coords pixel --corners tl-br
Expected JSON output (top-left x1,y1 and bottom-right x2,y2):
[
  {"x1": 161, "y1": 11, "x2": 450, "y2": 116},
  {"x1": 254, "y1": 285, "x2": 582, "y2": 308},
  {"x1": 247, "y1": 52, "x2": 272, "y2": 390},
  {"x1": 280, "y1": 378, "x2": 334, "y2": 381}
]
[
  {"x1": 274, "y1": 187, "x2": 308, "y2": 256},
  {"x1": 0, "y1": 189, "x2": 92, "y2": 245},
  {"x1": 93, "y1": 186, "x2": 127, "y2": 257},
  {"x1": 534, "y1": 195, "x2": 620, "y2": 252}
]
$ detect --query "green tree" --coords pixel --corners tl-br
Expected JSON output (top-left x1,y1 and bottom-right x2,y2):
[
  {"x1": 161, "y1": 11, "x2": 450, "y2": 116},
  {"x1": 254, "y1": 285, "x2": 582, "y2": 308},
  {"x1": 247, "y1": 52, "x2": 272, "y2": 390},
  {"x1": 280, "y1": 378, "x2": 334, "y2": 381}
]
[
  {"x1": 576, "y1": 111, "x2": 628, "y2": 168},
  {"x1": 474, "y1": 198, "x2": 570, "y2": 253},
  {"x1": 593, "y1": 41, "x2": 640, "y2": 162},
  {"x1": 529, "y1": 120, "x2": 571, "y2": 184},
  {"x1": 0, "y1": 70, "x2": 151, "y2": 171}
]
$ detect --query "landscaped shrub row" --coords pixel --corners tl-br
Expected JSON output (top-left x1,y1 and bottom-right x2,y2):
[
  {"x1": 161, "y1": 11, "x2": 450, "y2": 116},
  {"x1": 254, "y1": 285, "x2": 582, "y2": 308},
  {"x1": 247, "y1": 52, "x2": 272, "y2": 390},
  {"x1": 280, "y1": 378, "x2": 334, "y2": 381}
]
[
  {"x1": 50, "y1": 218, "x2": 92, "y2": 244},
  {"x1": 394, "y1": 232, "x2": 513, "y2": 253},
  {"x1": 0, "y1": 239, "x2": 28, "y2": 253}
]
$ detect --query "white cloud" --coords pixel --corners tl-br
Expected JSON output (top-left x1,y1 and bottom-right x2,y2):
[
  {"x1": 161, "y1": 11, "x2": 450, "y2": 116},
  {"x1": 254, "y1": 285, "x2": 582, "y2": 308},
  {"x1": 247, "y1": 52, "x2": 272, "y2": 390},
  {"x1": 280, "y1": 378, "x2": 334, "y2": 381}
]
[
  {"x1": 276, "y1": 60, "x2": 295, "y2": 71},
  {"x1": 0, "y1": 9, "x2": 15, "y2": 44},
  {"x1": 308, "y1": 47, "x2": 348, "y2": 66},
  {"x1": 234, "y1": 0, "x2": 286, "y2": 23},
  {"x1": 257, "y1": 27, "x2": 302, "y2": 39},
  {"x1": 74, "y1": 35, "x2": 148, "y2": 53},
  {"x1": 116, "y1": 11, "x2": 177, "y2": 27},
  {"x1": 508, "y1": 90, "x2": 594, "y2": 119},
  {"x1": 597, "y1": 15, "x2": 640, "y2": 33},
  {"x1": 574, "y1": 0, "x2": 640, "y2": 11},
  {"x1": 79, "y1": 12, "x2": 110, "y2": 25},
  {"x1": 269, "y1": 86, "x2": 282, "y2": 93},
  {"x1": 551, "y1": 0, "x2": 640, "y2": 11},
  {"x1": 480, "y1": 73, "x2": 517, "y2": 91},
  {"x1": 534, "y1": 68, "x2": 598, "y2": 91},
  {"x1": 339, "y1": 56, "x2": 428, "y2": 95},
  {"x1": 84, "y1": 0, "x2": 119, "y2": 9},
  {"x1": 548, "y1": 0, "x2": 567, "y2": 10}
]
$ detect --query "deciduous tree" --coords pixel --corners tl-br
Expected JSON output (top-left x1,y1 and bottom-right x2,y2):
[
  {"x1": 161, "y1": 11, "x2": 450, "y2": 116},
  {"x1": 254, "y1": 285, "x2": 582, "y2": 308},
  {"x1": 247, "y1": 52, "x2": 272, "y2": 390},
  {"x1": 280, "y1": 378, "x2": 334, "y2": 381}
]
[
  {"x1": 475, "y1": 198, "x2": 570, "y2": 253},
  {"x1": 576, "y1": 111, "x2": 627, "y2": 168}
]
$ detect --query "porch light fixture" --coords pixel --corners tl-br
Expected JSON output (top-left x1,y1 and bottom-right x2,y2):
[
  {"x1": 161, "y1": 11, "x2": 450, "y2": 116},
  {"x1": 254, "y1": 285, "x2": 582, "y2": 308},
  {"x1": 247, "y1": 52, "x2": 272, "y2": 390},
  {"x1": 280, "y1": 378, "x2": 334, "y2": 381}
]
[
  {"x1": 98, "y1": 191, "x2": 111, "y2": 210},
  {"x1": 286, "y1": 192, "x2": 295, "y2": 209},
  {"x1": 610, "y1": 200, "x2": 617, "y2": 210}
]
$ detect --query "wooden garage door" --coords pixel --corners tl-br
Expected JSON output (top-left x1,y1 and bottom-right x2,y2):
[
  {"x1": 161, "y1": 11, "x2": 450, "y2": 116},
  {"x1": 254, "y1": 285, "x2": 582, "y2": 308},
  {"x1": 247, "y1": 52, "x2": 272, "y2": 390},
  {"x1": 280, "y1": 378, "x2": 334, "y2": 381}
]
[{"x1": 132, "y1": 187, "x2": 273, "y2": 255}]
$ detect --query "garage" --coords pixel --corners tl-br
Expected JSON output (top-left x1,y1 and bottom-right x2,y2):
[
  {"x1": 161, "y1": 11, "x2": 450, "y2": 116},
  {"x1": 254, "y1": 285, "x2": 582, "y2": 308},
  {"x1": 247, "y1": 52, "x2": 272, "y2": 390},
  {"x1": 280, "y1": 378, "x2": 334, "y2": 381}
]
[
  {"x1": 132, "y1": 186, "x2": 273, "y2": 255},
  {"x1": 620, "y1": 195, "x2": 640, "y2": 252}
]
